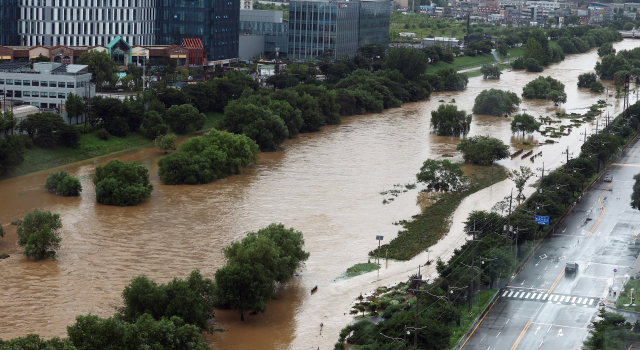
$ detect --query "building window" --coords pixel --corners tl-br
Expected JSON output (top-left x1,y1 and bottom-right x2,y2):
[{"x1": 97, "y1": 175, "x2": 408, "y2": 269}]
[
  {"x1": 24, "y1": 91, "x2": 31, "y2": 97},
  {"x1": 32, "y1": 91, "x2": 39, "y2": 97},
  {"x1": 6, "y1": 90, "x2": 12, "y2": 97},
  {"x1": 31, "y1": 102, "x2": 39, "y2": 107},
  {"x1": 50, "y1": 81, "x2": 56, "y2": 87},
  {"x1": 15, "y1": 91, "x2": 22, "y2": 98},
  {"x1": 50, "y1": 92, "x2": 57, "y2": 98},
  {"x1": 23, "y1": 80, "x2": 30, "y2": 86},
  {"x1": 40, "y1": 92, "x2": 46, "y2": 98},
  {"x1": 58, "y1": 92, "x2": 66, "y2": 99},
  {"x1": 33, "y1": 80, "x2": 40, "y2": 87},
  {"x1": 0, "y1": 79, "x2": 4, "y2": 85},
  {"x1": 6, "y1": 80, "x2": 13, "y2": 85},
  {"x1": 67, "y1": 82, "x2": 74, "y2": 88},
  {"x1": 15, "y1": 80, "x2": 22, "y2": 86},
  {"x1": 58, "y1": 82, "x2": 65, "y2": 88}
]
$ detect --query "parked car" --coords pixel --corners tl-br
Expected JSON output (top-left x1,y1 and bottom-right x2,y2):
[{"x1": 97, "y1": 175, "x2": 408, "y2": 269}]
[
  {"x1": 604, "y1": 174, "x2": 613, "y2": 182},
  {"x1": 565, "y1": 262, "x2": 579, "y2": 273}
]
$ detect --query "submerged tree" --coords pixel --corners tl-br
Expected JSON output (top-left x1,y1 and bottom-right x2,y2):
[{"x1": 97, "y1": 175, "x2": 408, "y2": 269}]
[
  {"x1": 456, "y1": 135, "x2": 510, "y2": 166},
  {"x1": 510, "y1": 113, "x2": 541, "y2": 138},
  {"x1": 508, "y1": 166, "x2": 534, "y2": 200},
  {"x1": 16, "y1": 209, "x2": 62, "y2": 261},
  {"x1": 430, "y1": 104, "x2": 472, "y2": 136},
  {"x1": 416, "y1": 159, "x2": 466, "y2": 191}
]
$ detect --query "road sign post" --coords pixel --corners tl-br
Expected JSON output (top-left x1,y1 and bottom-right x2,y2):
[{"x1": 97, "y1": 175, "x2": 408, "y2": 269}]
[
  {"x1": 535, "y1": 216, "x2": 550, "y2": 225},
  {"x1": 376, "y1": 235, "x2": 383, "y2": 264}
]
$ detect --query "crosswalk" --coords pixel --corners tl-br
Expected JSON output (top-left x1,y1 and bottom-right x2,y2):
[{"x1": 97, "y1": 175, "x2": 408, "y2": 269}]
[{"x1": 501, "y1": 289, "x2": 599, "y2": 307}]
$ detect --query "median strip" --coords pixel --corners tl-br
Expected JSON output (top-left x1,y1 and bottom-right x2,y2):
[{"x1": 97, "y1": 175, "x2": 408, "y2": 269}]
[{"x1": 510, "y1": 321, "x2": 532, "y2": 350}]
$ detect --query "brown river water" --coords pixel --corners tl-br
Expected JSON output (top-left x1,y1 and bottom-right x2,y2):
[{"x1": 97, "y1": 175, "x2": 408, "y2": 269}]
[{"x1": 1, "y1": 40, "x2": 639, "y2": 349}]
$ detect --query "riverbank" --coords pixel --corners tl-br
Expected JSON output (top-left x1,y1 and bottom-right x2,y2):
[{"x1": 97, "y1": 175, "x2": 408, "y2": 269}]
[
  {"x1": 0, "y1": 111, "x2": 224, "y2": 180},
  {"x1": 371, "y1": 165, "x2": 509, "y2": 260}
]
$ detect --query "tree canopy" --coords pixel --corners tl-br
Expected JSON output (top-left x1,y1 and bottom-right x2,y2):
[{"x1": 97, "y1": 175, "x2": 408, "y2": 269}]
[
  {"x1": 510, "y1": 113, "x2": 541, "y2": 137},
  {"x1": 416, "y1": 159, "x2": 466, "y2": 191},
  {"x1": 157, "y1": 129, "x2": 259, "y2": 185},
  {"x1": 163, "y1": 104, "x2": 206, "y2": 135},
  {"x1": 480, "y1": 64, "x2": 501, "y2": 79},
  {"x1": 456, "y1": 135, "x2": 510, "y2": 166},
  {"x1": 430, "y1": 104, "x2": 472, "y2": 136},
  {"x1": 0, "y1": 135, "x2": 25, "y2": 176},
  {"x1": 472, "y1": 89, "x2": 521, "y2": 116},
  {"x1": 18, "y1": 112, "x2": 68, "y2": 149},
  {"x1": 45, "y1": 170, "x2": 82, "y2": 196},
  {"x1": 522, "y1": 76, "x2": 566, "y2": 103},
  {"x1": 578, "y1": 73, "x2": 598, "y2": 88},
  {"x1": 93, "y1": 160, "x2": 153, "y2": 206},
  {"x1": 224, "y1": 98, "x2": 288, "y2": 151},
  {"x1": 77, "y1": 50, "x2": 118, "y2": 89},
  {"x1": 16, "y1": 208, "x2": 62, "y2": 261},
  {"x1": 154, "y1": 133, "x2": 177, "y2": 154}
]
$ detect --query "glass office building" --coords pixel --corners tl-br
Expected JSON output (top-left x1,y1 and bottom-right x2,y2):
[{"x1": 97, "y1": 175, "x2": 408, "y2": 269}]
[
  {"x1": 240, "y1": 9, "x2": 288, "y2": 57},
  {"x1": 288, "y1": 0, "x2": 389, "y2": 61},
  {"x1": 0, "y1": 0, "x2": 20, "y2": 46},
  {"x1": 156, "y1": 0, "x2": 239, "y2": 60}
]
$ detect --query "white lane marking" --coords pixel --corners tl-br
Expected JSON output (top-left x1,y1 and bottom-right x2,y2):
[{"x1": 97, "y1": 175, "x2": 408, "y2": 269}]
[
  {"x1": 531, "y1": 293, "x2": 538, "y2": 299},
  {"x1": 577, "y1": 298, "x2": 583, "y2": 304},
  {"x1": 506, "y1": 319, "x2": 510, "y2": 324},
  {"x1": 535, "y1": 326, "x2": 541, "y2": 334},
  {"x1": 496, "y1": 332, "x2": 500, "y2": 338},
  {"x1": 553, "y1": 295, "x2": 559, "y2": 301},
  {"x1": 557, "y1": 329, "x2": 564, "y2": 337},
  {"x1": 559, "y1": 296, "x2": 565, "y2": 302},
  {"x1": 537, "y1": 294, "x2": 542, "y2": 299},
  {"x1": 525, "y1": 293, "x2": 531, "y2": 298},
  {"x1": 571, "y1": 297, "x2": 577, "y2": 303},
  {"x1": 583, "y1": 299, "x2": 588, "y2": 305},
  {"x1": 539, "y1": 341, "x2": 544, "y2": 348},
  {"x1": 514, "y1": 292, "x2": 520, "y2": 298},
  {"x1": 505, "y1": 291, "x2": 512, "y2": 297},
  {"x1": 543, "y1": 294, "x2": 549, "y2": 300},
  {"x1": 521, "y1": 279, "x2": 526, "y2": 286}
]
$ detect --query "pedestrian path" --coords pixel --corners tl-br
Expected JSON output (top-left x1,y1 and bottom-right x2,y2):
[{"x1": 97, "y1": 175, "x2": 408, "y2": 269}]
[{"x1": 501, "y1": 289, "x2": 599, "y2": 307}]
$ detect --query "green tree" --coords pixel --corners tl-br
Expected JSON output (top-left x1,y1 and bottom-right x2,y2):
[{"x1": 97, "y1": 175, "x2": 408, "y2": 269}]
[
  {"x1": 16, "y1": 209, "x2": 62, "y2": 261},
  {"x1": 456, "y1": 135, "x2": 510, "y2": 166},
  {"x1": 510, "y1": 113, "x2": 541, "y2": 138},
  {"x1": 595, "y1": 53, "x2": 630, "y2": 80},
  {"x1": 154, "y1": 133, "x2": 177, "y2": 154},
  {"x1": 157, "y1": 88, "x2": 189, "y2": 108},
  {"x1": 163, "y1": 104, "x2": 206, "y2": 135},
  {"x1": 268, "y1": 99, "x2": 303, "y2": 139},
  {"x1": 93, "y1": 160, "x2": 153, "y2": 206},
  {"x1": 546, "y1": 90, "x2": 567, "y2": 105},
  {"x1": 65, "y1": 93, "x2": 85, "y2": 125},
  {"x1": 631, "y1": 173, "x2": 640, "y2": 210},
  {"x1": 523, "y1": 37, "x2": 547, "y2": 67},
  {"x1": 480, "y1": 64, "x2": 501, "y2": 79},
  {"x1": 415, "y1": 159, "x2": 466, "y2": 191},
  {"x1": 214, "y1": 264, "x2": 271, "y2": 321},
  {"x1": 577, "y1": 73, "x2": 598, "y2": 88},
  {"x1": 472, "y1": 89, "x2": 521, "y2": 116},
  {"x1": 119, "y1": 270, "x2": 216, "y2": 330},
  {"x1": 157, "y1": 129, "x2": 259, "y2": 185},
  {"x1": 266, "y1": 73, "x2": 299, "y2": 90},
  {"x1": 0, "y1": 110, "x2": 16, "y2": 135},
  {"x1": 223, "y1": 100, "x2": 288, "y2": 151},
  {"x1": 590, "y1": 81, "x2": 605, "y2": 92},
  {"x1": 18, "y1": 112, "x2": 66, "y2": 148},
  {"x1": 430, "y1": 104, "x2": 472, "y2": 136},
  {"x1": 0, "y1": 135, "x2": 25, "y2": 176},
  {"x1": 45, "y1": 170, "x2": 82, "y2": 196},
  {"x1": 597, "y1": 42, "x2": 616, "y2": 57},
  {"x1": 523, "y1": 58, "x2": 543, "y2": 72},
  {"x1": 0, "y1": 334, "x2": 75, "y2": 350},
  {"x1": 508, "y1": 166, "x2": 534, "y2": 199},
  {"x1": 77, "y1": 50, "x2": 118, "y2": 90},
  {"x1": 522, "y1": 76, "x2": 566, "y2": 101},
  {"x1": 141, "y1": 111, "x2": 169, "y2": 138},
  {"x1": 384, "y1": 47, "x2": 428, "y2": 81}
]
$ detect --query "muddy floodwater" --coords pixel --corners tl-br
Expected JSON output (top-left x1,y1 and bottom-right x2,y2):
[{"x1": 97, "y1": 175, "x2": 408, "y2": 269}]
[{"x1": 1, "y1": 40, "x2": 639, "y2": 349}]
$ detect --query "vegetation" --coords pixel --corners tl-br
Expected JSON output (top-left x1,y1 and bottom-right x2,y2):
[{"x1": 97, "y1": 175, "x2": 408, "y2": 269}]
[
  {"x1": 224, "y1": 97, "x2": 288, "y2": 151},
  {"x1": 582, "y1": 308, "x2": 640, "y2": 350},
  {"x1": 597, "y1": 42, "x2": 616, "y2": 57},
  {"x1": 18, "y1": 112, "x2": 78, "y2": 149},
  {"x1": 510, "y1": 113, "x2": 541, "y2": 138},
  {"x1": 430, "y1": 104, "x2": 471, "y2": 136},
  {"x1": 77, "y1": 50, "x2": 119, "y2": 89},
  {"x1": 45, "y1": 170, "x2": 82, "y2": 196},
  {"x1": 472, "y1": 89, "x2": 521, "y2": 116},
  {"x1": 16, "y1": 209, "x2": 62, "y2": 261},
  {"x1": 578, "y1": 72, "x2": 598, "y2": 88},
  {"x1": 456, "y1": 136, "x2": 510, "y2": 166},
  {"x1": 157, "y1": 129, "x2": 259, "y2": 185},
  {"x1": 509, "y1": 166, "x2": 534, "y2": 200},
  {"x1": 215, "y1": 223, "x2": 310, "y2": 321},
  {"x1": 631, "y1": 173, "x2": 640, "y2": 211},
  {"x1": 480, "y1": 64, "x2": 501, "y2": 79},
  {"x1": 154, "y1": 133, "x2": 177, "y2": 154},
  {"x1": 522, "y1": 76, "x2": 566, "y2": 104},
  {"x1": 163, "y1": 104, "x2": 206, "y2": 135},
  {"x1": 93, "y1": 160, "x2": 153, "y2": 206},
  {"x1": 416, "y1": 159, "x2": 465, "y2": 191},
  {"x1": 339, "y1": 263, "x2": 381, "y2": 280},
  {"x1": 0, "y1": 134, "x2": 25, "y2": 176}
]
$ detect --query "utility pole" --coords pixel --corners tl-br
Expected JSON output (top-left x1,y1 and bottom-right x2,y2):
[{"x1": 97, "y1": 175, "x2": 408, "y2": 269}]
[
  {"x1": 408, "y1": 272, "x2": 429, "y2": 346},
  {"x1": 468, "y1": 221, "x2": 482, "y2": 318}
]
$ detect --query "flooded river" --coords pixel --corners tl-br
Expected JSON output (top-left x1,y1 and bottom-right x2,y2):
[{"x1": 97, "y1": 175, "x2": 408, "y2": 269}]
[{"x1": 1, "y1": 40, "x2": 639, "y2": 349}]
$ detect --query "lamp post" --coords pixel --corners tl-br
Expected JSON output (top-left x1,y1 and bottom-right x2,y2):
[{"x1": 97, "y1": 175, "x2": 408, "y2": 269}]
[{"x1": 426, "y1": 248, "x2": 434, "y2": 265}]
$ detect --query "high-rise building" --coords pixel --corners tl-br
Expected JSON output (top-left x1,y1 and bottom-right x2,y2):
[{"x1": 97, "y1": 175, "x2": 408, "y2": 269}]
[
  {"x1": 239, "y1": 9, "x2": 288, "y2": 57},
  {"x1": 155, "y1": 0, "x2": 239, "y2": 60},
  {"x1": 288, "y1": 0, "x2": 389, "y2": 61},
  {"x1": 5, "y1": 0, "x2": 156, "y2": 48}
]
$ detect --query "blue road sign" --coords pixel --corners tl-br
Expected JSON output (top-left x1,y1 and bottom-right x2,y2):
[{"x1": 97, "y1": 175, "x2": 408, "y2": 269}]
[
  {"x1": 614, "y1": 269, "x2": 618, "y2": 273},
  {"x1": 535, "y1": 216, "x2": 550, "y2": 225}
]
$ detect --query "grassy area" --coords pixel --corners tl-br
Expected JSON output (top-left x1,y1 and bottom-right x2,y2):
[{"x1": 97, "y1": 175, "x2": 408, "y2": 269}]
[
  {"x1": 426, "y1": 53, "x2": 498, "y2": 73},
  {"x1": 446, "y1": 288, "x2": 499, "y2": 350},
  {"x1": 615, "y1": 278, "x2": 640, "y2": 311},
  {"x1": 2, "y1": 111, "x2": 224, "y2": 180},
  {"x1": 336, "y1": 263, "x2": 381, "y2": 281},
  {"x1": 372, "y1": 166, "x2": 509, "y2": 260}
]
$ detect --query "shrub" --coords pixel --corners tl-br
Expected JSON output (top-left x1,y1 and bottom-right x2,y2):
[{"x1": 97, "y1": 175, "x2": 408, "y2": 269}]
[
  {"x1": 430, "y1": 104, "x2": 471, "y2": 136},
  {"x1": 472, "y1": 89, "x2": 521, "y2": 116},
  {"x1": 158, "y1": 129, "x2": 259, "y2": 185},
  {"x1": 591, "y1": 81, "x2": 605, "y2": 92},
  {"x1": 56, "y1": 124, "x2": 81, "y2": 148},
  {"x1": 522, "y1": 76, "x2": 566, "y2": 100},
  {"x1": 96, "y1": 128, "x2": 110, "y2": 140},
  {"x1": 93, "y1": 160, "x2": 153, "y2": 206},
  {"x1": 163, "y1": 104, "x2": 206, "y2": 134},
  {"x1": 16, "y1": 208, "x2": 62, "y2": 261},
  {"x1": 45, "y1": 170, "x2": 82, "y2": 196},
  {"x1": 154, "y1": 133, "x2": 177, "y2": 154},
  {"x1": 456, "y1": 135, "x2": 510, "y2": 165},
  {"x1": 0, "y1": 135, "x2": 26, "y2": 176},
  {"x1": 512, "y1": 57, "x2": 526, "y2": 69},
  {"x1": 524, "y1": 58, "x2": 543, "y2": 72},
  {"x1": 578, "y1": 73, "x2": 598, "y2": 88}
]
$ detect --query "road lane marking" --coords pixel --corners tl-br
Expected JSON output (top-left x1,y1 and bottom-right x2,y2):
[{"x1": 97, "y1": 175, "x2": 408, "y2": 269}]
[
  {"x1": 577, "y1": 297, "x2": 583, "y2": 304},
  {"x1": 525, "y1": 293, "x2": 531, "y2": 298},
  {"x1": 542, "y1": 294, "x2": 548, "y2": 300},
  {"x1": 496, "y1": 332, "x2": 500, "y2": 338},
  {"x1": 537, "y1": 294, "x2": 542, "y2": 299},
  {"x1": 571, "y1": 297, "x2": 577, "y2": 303},
  {"x1": 510, "y1": 321, "x2": 532, "y2": 350},
  {"x1": 553, "y1": 295, "x2": 559, "y2": 301},
  {"x1": 583, "y1": 299, "x2": 588, "y2": 304},
  {"x1": 547, "y1": 264, "x2": 567, "y2": 294},
  {"x1": 531, "y1": 293, "x2": 537, "y2": 299},
  {"x1": 514, "y1": 292, "x2": 520, "y2": 298},
  {"x1": 588, "y1": 299, "x2": 593, "y2": 305},
  {"x1": 559, "y1": 296, "x2": 565, "y2": 302},
  {"x1": 459, "y1": 297, "x2": 501, "y2": 349},
  {"x1": 587, "y1": 183, "x2": 611, "y2": 238}
]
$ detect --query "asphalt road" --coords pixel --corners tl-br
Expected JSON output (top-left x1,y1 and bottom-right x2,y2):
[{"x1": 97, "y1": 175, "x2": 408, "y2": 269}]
[{"x1": 460, "y1": 137, "x2": 640, "y2": 350}]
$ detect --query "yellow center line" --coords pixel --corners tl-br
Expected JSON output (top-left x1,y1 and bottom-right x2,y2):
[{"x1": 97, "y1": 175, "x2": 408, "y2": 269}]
[
  {"x1": 459, "y1": 296, "x2": 501, "y2": 349},
  {"x1": 587, "y1": 182, "x2": 611, "y2": 238},
  {"x1": 611, "y1": 163, "x2": 640, "y2": 167},
  {"x1": 547, "y1": 264, "x2": 567, "y2": 294},
  {"x1": 510, "y1": 321, "x2": 532, "y2": 350}
]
